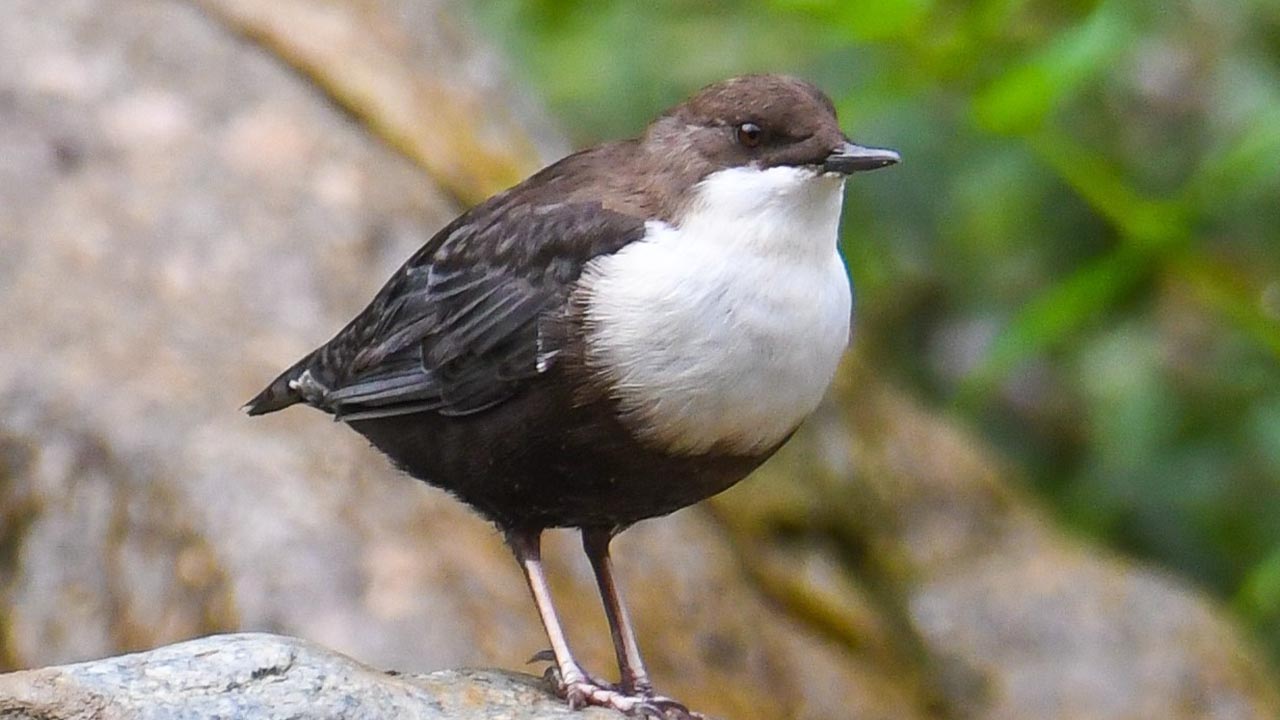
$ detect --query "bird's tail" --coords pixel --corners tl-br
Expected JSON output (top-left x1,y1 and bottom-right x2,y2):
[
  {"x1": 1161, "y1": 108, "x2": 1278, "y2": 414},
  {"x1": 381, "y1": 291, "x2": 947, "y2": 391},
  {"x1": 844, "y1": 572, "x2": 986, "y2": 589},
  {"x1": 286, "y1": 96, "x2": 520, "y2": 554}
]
[{"x1": 243, "y1": 354, "x2": 313, "y2": 416}]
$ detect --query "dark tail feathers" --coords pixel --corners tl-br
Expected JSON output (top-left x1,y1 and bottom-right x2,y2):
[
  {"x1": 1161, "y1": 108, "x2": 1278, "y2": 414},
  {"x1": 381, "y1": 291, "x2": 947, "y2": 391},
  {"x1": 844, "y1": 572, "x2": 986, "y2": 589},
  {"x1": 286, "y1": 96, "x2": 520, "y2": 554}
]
[{"x1": 243, "y1": 355, "x2": 312, "y2": 416}]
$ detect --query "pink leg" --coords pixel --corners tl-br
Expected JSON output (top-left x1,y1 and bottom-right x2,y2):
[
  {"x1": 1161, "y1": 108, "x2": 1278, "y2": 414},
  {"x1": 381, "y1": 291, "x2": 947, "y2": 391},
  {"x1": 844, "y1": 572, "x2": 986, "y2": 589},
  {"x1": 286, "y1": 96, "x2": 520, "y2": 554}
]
[
  {"x1": 580, "y1": 528, "x2": 702, "y2": 719},
  {"x1": 508, "y1": 529, "x2": 678, "y2": 717}
]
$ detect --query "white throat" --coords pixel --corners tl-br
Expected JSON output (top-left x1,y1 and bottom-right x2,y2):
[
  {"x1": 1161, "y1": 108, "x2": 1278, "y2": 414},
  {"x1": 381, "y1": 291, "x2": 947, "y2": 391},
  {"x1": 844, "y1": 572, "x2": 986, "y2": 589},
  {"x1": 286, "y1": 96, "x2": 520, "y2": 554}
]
[{"x1": 579, "y1": 165, "x2": 853, "y2": 456}]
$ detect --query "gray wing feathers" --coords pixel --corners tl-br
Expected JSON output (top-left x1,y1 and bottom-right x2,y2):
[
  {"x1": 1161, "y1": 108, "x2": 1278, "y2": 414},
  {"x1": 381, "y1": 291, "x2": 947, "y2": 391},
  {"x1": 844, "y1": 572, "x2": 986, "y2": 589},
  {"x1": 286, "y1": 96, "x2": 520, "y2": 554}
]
[{"x1": 265, "y1": 200, "x2": 646, "y2": 421}]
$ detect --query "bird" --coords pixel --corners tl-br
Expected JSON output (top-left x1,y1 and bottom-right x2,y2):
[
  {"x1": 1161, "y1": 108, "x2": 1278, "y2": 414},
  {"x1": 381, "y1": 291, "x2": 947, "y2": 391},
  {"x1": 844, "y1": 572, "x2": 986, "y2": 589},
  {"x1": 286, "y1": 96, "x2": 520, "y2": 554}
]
[{"x1": 245, "y1": 73, "x2": 898, "y2": 718}]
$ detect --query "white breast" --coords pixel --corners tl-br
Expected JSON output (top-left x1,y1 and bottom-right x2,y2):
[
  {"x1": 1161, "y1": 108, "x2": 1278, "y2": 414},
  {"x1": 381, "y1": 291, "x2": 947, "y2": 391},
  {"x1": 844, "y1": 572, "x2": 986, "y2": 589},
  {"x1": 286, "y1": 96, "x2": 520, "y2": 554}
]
[{"x1": 579, "y1": 165, "x2": 853, "y2": 456}]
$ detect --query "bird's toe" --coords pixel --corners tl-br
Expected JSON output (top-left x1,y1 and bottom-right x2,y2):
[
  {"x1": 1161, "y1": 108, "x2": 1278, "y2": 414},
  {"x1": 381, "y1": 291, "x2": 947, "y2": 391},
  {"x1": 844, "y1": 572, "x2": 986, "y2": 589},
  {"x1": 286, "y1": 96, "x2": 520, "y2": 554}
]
[{"x1": 551, "y1": 677, "x2": 702, "y2": 718}]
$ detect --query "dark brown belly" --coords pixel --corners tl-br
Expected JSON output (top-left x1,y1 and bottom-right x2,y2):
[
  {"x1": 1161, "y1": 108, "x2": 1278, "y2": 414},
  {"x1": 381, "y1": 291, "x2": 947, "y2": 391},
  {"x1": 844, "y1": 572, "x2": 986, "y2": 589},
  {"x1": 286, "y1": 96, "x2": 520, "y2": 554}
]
[{"x1": 346, "y1": 368, "x2": 778, "y2": 531}]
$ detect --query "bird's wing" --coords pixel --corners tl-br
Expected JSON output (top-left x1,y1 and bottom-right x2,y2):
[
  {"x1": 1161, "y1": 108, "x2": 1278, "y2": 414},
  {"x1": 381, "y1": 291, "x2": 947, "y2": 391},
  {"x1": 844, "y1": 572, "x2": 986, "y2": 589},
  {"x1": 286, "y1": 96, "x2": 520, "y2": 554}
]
[{"x1": 248, "y1": 200, "x2": 647, "y2": 420}]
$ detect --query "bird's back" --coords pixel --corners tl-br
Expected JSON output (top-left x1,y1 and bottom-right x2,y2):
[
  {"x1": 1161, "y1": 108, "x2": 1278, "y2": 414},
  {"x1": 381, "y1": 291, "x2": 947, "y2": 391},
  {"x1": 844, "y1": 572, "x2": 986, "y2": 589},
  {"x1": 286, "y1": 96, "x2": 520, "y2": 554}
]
[{"x1": 244, "y1": 141, "x2": 654, "y2": 422}]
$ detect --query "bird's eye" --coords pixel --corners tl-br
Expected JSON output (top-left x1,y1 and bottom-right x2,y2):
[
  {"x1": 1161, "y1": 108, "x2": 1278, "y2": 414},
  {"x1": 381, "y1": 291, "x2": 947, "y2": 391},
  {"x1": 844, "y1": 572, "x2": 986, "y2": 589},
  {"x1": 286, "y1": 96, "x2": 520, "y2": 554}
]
[{"x1": 735, "y1": 122, "x2": 763, "y2": 148}]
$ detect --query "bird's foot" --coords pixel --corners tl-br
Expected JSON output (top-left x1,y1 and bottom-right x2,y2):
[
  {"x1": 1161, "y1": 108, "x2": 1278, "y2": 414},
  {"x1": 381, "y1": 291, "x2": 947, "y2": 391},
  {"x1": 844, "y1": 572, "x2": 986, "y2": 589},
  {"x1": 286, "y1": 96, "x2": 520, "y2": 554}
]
[
  {"x1": 617, "y1": 681, "x2": 703, "y2": 719},
  {"x1": 530, "y1": 651, "x2": 704, "y2": 718},
  {"x1": 557, "y1": 678, "x2": 702, "y2": 719}
]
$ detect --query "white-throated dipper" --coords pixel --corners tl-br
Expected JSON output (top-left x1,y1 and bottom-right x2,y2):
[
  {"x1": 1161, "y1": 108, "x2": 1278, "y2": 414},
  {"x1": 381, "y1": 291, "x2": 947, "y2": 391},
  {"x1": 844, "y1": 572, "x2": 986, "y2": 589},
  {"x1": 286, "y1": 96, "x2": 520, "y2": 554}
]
[{"x1": 246, "y1": 74, "x2": 898, "y2": 718}]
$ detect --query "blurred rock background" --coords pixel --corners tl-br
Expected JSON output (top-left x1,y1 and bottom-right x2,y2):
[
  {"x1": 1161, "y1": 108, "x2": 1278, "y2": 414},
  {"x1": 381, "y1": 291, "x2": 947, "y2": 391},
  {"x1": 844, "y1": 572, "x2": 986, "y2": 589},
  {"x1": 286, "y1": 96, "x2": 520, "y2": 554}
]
[{"x1": 1, "y1": 0, "x2": 1277, "y2": 718}]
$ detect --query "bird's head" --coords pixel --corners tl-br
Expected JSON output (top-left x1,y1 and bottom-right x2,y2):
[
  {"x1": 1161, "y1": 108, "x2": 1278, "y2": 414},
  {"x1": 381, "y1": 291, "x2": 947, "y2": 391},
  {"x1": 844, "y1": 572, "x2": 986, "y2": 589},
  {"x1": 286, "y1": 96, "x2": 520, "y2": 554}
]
[{"x1": 644, "y1": 74, "x2": 899, "y2": 181}]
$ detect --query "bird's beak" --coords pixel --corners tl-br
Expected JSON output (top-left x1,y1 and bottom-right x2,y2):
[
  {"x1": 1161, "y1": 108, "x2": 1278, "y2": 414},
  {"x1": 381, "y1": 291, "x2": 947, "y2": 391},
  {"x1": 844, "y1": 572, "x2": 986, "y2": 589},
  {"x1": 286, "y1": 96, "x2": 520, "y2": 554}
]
[{"x1": 824, "y1": 141, "x2": 900, "y2": 174}]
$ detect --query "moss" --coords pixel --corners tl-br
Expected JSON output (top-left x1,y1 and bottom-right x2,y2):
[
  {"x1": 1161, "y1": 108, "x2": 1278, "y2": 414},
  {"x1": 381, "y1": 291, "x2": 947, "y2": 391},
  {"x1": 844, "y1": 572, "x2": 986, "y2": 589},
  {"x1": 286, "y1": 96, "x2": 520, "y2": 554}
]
[{"x1": 0, "y1": 433, "x2": 42, "y2": 672}]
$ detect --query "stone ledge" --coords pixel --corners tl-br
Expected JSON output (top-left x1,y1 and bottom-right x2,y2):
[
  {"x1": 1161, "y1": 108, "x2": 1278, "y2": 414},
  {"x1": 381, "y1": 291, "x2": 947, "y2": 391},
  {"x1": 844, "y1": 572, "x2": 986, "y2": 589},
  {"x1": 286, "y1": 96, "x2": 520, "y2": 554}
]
[{"x1": 0, "y1": 633, "x2": 624, "y2": 720}]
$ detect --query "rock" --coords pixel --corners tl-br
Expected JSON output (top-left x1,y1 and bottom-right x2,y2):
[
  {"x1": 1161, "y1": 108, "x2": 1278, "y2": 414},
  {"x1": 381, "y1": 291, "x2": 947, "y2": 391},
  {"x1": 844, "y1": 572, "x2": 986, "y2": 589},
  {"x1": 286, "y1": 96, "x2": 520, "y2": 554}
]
[
  {"x1": 192, "y1": 0, "x2": 569, "y2": 205},
  {"x1": 0, "y1": 633, "x2": 622, "y2": 719}
]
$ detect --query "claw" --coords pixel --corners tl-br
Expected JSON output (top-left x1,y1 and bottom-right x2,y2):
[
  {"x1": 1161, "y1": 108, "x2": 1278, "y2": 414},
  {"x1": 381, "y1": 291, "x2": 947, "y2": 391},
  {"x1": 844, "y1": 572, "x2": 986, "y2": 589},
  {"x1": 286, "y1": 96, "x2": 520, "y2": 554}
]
[
  {"x1": 527, "y1": 649, "x2": 556, "y2": 665},
  {"x1": 563, "y1": 684, "x2": 588, "y2": 710},
  {"x1": 548, "y1": 676, "x2": 702, "y2": 718},
  {"x1": 631, "y1": 701, "x2": 666, "y2": 719},
  {"x1": 550, "y1": 677, "x2": 705, "y2": 719},
  {"x1": 648, "y1": 697, "x2": 687, "y2": 711},
  {"x1": 641, "y1": 696, "x2": 706, "y2": 720}
]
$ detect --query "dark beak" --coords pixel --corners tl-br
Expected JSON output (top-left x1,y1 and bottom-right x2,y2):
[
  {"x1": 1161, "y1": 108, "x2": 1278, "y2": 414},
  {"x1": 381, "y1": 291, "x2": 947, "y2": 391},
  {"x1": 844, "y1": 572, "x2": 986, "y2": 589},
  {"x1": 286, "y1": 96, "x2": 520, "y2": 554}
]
[{"x1": 824, "y1": 141, "x2": 900, "y2": 174}]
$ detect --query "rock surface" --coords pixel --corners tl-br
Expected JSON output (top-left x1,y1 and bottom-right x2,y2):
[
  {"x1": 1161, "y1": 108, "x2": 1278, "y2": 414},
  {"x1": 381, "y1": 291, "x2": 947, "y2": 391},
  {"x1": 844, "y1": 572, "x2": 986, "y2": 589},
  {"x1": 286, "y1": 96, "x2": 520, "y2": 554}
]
[
  {"x1": 1, "y1": 0, "x2": 1278, "y2": 719},
  {"x1": 0, "y1": 633, "x2": 620, "y2": 720}
]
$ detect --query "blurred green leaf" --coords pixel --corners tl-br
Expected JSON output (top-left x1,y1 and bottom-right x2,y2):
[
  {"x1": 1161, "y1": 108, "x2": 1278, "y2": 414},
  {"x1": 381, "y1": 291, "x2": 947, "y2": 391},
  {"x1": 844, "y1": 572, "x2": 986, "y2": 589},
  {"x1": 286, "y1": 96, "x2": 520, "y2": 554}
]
[
  {"x1": 1175, "y1": 256, "x2": 1280, "y2": 361},
  {"x1": 1187, "y1": 101, "x2": 1280, "y2": 210},
  {"x1": 1029, "y1": 131, "x2": 1190, "y2": 247},
  {"x1": 973, "y1": 0, "x2": 1129, "y2": 134},
  {"x1": 1238, "y1": 543, "x2": 1280, "y2": 621},
  {"x1": 973, "y1": 0, "x2": 1031, "y2": 37},
  {"x1": 959, "y1": 245, "x2": 1151, "y2": 404},
  {"x1": 770, "y1": 0, "x2": 933, "y2": 41}
]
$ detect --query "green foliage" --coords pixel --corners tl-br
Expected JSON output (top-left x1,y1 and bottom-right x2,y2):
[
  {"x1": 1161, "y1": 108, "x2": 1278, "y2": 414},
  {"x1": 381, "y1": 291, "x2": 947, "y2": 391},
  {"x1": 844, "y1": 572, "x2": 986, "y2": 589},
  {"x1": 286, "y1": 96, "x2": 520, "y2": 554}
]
[
  {"x1": 973, "y1": 1, "x2": 1132, "y2": 135},
  {"x1": 470, "y1": 0, "x2": 1280, "y2": 658}
]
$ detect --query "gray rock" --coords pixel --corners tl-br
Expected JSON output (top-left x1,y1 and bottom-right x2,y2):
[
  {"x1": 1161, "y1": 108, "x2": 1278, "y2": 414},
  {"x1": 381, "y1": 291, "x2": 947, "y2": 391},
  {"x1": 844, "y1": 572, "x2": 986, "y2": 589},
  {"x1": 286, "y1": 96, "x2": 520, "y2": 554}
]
[{"x1": 0, "y1": 633, "x2": 621, "y2": 720}]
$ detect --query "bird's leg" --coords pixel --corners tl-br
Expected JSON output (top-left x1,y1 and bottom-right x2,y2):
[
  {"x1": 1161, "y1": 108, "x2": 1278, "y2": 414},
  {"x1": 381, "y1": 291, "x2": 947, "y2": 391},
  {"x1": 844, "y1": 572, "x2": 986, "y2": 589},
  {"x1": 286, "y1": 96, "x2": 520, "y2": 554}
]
[
  {"x1": 508, "y1": 529, "x2": 670, "y2": 718},
  {"x1": 582, "y1": 528, "x2": 702, "y2": 719},
  {"x1": 507, "y1": 529, "x2": 587, "y2": 684},
  {"x1": 581, "y1": 527, "x2": 653, "y2": 695}
]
